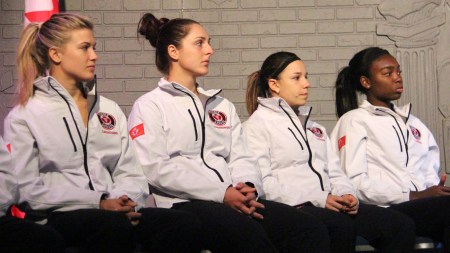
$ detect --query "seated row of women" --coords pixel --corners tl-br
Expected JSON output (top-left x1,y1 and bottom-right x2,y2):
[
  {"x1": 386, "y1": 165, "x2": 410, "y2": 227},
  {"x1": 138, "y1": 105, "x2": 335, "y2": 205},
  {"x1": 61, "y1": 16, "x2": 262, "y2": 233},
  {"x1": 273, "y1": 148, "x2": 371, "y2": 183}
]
[{"x1": 0, "y1": 12, "x2": 448, "y2": 253}]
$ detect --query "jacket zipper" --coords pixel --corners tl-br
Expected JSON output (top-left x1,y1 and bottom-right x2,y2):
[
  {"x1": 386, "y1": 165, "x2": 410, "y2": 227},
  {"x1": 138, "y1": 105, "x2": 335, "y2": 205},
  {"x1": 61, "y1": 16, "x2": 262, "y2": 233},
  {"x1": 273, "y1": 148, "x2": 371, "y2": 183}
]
[
  {"x1": 85, "y1": 80, "x2": 98, "y2": 184},
  {"x1": 288, "y1": 127, "x2": 304, "y2": 150},
  {"x1": 173, "y1": 85, "x2": 224, "y2": 182},
  {"x1": 63, "y1": 117, "x2": 77, "y2": 152},
  {"x1": 279, "y1": 102, "x2": 324, "y2": 191},
  {"x1": 49, "y1": 80, "x2": 95, "y2": 191},
  {"x1": 188, "y1": 109, "x2": 198, "y2": 141}
]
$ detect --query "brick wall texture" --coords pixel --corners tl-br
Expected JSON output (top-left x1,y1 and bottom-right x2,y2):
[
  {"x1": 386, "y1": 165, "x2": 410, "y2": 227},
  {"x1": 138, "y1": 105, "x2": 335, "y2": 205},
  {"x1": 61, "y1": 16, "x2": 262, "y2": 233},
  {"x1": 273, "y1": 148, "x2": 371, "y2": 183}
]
[{"x1": 0, "y1": 0, "x2": 395, "y2": 134}]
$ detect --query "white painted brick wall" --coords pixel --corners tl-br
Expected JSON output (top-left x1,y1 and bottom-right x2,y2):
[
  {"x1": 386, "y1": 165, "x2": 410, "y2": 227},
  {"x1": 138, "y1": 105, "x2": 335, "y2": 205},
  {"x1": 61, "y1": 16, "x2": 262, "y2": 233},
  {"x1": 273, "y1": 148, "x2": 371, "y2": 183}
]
[
  {"x1": 299, "y1": 8, "x2": 335, "y2": 20},
  {"x1": 0, "y1": 0, "x2": 395, "y2": 134}
]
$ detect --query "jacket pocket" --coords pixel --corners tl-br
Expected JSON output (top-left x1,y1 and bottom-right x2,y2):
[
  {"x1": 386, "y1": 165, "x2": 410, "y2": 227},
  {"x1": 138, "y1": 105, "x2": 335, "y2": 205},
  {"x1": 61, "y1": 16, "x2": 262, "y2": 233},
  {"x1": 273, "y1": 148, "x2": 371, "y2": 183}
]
[
  {"x1": 188, "y1": 109, "x2": 198, "y2": 141},
  {"x1": 63, "y1": 117, "x2": 77, "y2": 152},
  {"x1": 288, "y1": 127, "x2": 304, "y2": 150},
  {"x1": 391, "y1": 125, "x2": 403, "y2": 152}
]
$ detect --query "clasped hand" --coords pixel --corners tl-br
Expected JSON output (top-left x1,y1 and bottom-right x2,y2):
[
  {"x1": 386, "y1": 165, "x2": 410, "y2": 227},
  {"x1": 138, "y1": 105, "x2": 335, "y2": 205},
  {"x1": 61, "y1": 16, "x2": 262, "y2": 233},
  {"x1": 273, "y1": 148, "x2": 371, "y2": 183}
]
[
  {"x1": 223, "y1": 182, "x2": 265, "y2": 219},
  {"x1": 326, "y1": 194, "x2": 359, "y2": 215},
  {"x1": 100, "y1": 195, "x2": 141, "y2": 226},
  {"x1": 410, "y1": 174, "x2": 450, "y2": 200}
]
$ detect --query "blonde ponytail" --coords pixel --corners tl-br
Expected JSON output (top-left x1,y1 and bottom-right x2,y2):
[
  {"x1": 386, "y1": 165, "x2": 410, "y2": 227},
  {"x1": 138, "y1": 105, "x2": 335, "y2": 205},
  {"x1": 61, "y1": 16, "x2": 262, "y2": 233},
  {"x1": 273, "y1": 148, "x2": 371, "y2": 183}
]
[{"x1": 16, "y1": 23, "x2": 46, "y2": 105}]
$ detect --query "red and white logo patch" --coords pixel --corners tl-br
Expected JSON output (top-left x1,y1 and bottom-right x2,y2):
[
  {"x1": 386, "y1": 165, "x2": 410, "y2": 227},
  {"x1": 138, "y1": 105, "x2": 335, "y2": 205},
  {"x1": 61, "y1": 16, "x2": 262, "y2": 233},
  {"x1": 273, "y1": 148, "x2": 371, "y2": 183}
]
[
  {"x1": 6, "y1": 143, "x2": 11, "y2": 153},
  {"x1": 129, "y1": 123, "x2": 145, "y2": 140},
  {"x1": 410, "y1": 126, "x2": 421, "y2": 141},
  {"x1": 208, "y1": 110, "x2": 227, "y2": 126},
  {"x1": 308, "y1": 127, "x2": 324, "y2": 139},
  {"x1": 338, "y1": 136, "x2": 346, "y2": 151},
  {"x1": 97, "y1": 112, "x2": 116, "y2": 130}
]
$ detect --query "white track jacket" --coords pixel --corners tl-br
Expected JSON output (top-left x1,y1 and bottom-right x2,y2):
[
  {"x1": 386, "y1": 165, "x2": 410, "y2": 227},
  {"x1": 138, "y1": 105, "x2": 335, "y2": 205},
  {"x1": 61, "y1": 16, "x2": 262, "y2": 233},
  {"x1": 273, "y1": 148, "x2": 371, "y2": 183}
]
[
  {"x1": 330, "y1": 100, "x2": 439, "y2": 206},
  {"x1": 243, "y1": 98, "x2": 356, "y2": 208},
  {"x1": 3, "y1": 76, "x2": 149, "y2": 214},
  {"x1": 0, "y1": 136, "x2": 18, "y2": 217},
  {"x1": 128, "y1": 78, "x2": 263, "y2": 208}
]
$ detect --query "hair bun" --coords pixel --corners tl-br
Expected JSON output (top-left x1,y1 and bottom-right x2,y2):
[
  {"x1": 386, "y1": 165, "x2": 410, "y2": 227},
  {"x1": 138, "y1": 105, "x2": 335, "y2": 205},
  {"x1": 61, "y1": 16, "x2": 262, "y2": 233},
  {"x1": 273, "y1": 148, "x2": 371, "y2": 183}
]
[
  {"x1": 158, "y1": 17, "x2": 169, "y2": 28},
  {"x1": 137, "y1": 13, "x2": 169, "y2": 47}
]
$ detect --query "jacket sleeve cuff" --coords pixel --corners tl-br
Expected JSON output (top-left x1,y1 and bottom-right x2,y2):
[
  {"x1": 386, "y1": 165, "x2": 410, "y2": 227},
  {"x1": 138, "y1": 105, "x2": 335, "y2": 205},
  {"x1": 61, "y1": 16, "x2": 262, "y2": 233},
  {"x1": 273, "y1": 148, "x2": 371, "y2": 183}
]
[
  {"x1": 217, "y1": 183, "x2": 231, "y2": 203},
  {"x1": 314, "y1": 192, "x2": 330, "y2": 208},
  {"x1": 404, "y1": 190, "x2": 411, "y2": 202},
  {"x1": 94, "y1": 192, "x2": 107, "y2": 209}
]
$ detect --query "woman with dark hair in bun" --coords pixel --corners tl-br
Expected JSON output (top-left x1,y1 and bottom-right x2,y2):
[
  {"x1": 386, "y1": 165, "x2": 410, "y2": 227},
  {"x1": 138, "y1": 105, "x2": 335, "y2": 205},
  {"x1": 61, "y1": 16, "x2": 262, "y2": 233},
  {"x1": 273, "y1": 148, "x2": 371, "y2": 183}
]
[{"x1": 128, "y1": 12, "x2": 330, "y2": 253}]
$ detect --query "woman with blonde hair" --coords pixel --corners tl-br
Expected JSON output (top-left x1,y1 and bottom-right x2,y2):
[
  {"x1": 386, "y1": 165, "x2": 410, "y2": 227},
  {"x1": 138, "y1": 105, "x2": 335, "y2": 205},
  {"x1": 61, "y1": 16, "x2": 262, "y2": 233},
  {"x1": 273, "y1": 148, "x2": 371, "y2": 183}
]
[{"x1": 4, "y1": 13, "x2": 201, "y2": 253}]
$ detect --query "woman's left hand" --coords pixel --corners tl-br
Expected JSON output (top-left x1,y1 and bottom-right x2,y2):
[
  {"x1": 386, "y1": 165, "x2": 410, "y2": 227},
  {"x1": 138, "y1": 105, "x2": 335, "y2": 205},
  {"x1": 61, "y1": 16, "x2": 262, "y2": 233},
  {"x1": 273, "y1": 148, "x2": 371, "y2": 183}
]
[
  {"x1": 235, "y1": 183, "x2": 265, "y2": 219},
  {"x1": 341, "y1": 194, "x2": 359, "y2": 215}
]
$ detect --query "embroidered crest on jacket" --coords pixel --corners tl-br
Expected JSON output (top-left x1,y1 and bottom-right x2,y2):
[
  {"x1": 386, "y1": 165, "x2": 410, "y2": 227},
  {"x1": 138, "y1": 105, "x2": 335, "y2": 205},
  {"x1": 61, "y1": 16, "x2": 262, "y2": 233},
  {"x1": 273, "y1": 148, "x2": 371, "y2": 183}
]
[
  {"x1": 208, "y1": 110, "x2": 227, "y2": 126},
  {"x1": 97, "y1": 112, "x2": 116, "y2": 132},
  {"x1": 410, "y1": 125, "x2": 421, "y2": 143},
  {"x1": 308, "y1": 127, "x2": 324, "y2": 140}
]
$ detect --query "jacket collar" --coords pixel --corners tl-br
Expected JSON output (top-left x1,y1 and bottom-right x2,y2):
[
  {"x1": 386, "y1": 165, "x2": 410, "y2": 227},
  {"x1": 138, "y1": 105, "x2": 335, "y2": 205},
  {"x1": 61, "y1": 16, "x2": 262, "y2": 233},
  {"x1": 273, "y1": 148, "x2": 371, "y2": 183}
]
[
  {"x1": 34, "y1": 76, "x2": 96, "y2": 98},
  {"x1": 33, "y1": 76, "x2": 98, "y2": 112},
  {"x1": 257, "y1": 97, "x2": 312, "y2": 129},
  {"x1": 158, "y1": 77, "x2": 222, "y2": 98},
  {"x1": 258, "y1": 97, "x2": 311, "y2": 116},
  {"x1": 360, "y1": 100, "x2": 411, "y2": 122}
]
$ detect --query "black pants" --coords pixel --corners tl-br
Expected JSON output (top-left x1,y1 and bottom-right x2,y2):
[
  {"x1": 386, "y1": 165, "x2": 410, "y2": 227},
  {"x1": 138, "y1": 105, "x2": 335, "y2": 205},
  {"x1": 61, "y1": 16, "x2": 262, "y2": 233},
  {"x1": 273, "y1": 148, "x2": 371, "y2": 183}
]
[
  {"x1": 47, "y1": 207, "x2": 202, "y2": 253},
  {"x1": 0, "y1": 216, "x2": 65, "y2": 253},
  {"x1": 172, "y1": 199, "x2": 330, "y2": 253},
  {"x1": 390, "y1": 195, "x2": 450, "y2": 253},
  {"x1": 301, "y1": 203, "x2": 415, "y2": 253},
  {"x1": 135, "y1": 207, "x2": 202, "y2": 253}
]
